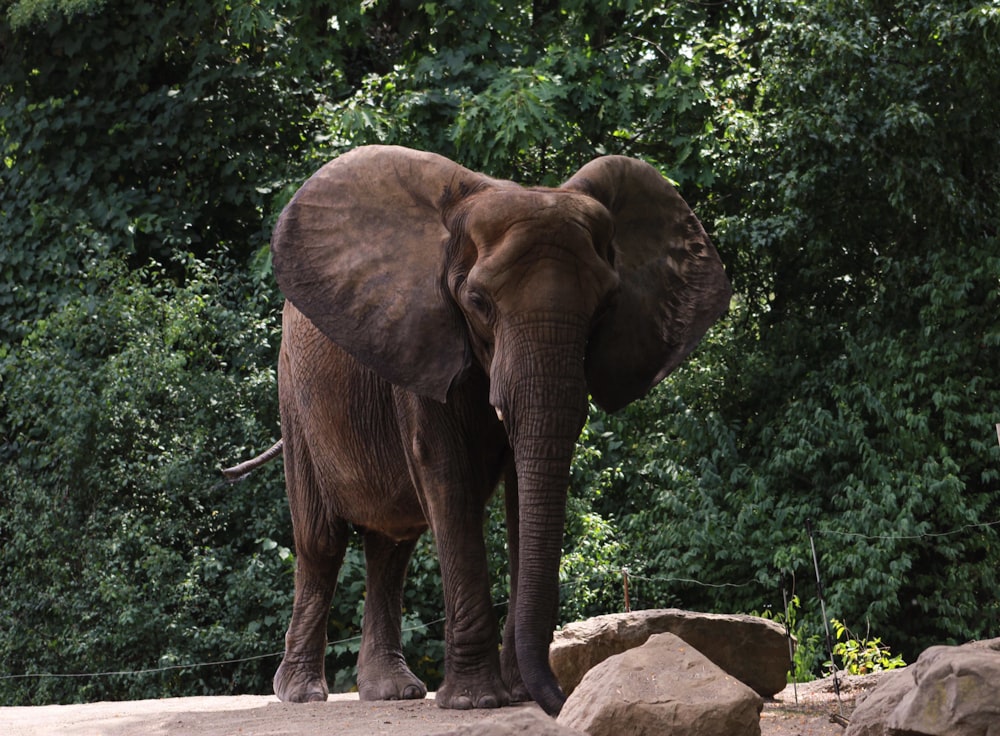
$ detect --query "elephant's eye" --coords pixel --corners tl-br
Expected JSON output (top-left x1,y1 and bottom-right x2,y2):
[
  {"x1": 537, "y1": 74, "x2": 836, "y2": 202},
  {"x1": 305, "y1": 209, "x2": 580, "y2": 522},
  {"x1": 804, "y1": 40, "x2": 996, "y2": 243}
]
[{"x1": 466, "y1": 289, "x2": 492, "y2": 319}]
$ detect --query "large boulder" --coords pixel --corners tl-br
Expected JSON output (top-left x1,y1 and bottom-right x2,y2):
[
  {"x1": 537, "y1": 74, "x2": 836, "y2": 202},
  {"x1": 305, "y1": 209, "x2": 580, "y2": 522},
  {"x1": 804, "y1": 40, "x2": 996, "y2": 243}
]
[
  {"x1": 846, "y1": 638, "x2": 1000, "y2": 736},
  {"x1": 549, "y1": 608, "x2": 790, "y2": 697},
  {"x1": 557, "y1": 632, "x2": 763, "y2": 736}
]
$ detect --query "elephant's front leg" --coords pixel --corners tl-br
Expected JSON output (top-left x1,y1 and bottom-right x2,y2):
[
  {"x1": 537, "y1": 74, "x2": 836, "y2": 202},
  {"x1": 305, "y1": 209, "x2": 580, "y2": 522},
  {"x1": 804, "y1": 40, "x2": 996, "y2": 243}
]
[
  {"x1": 357, "y1": 530, "x2": 428, "y2": 701},
  {"x1": 396, "y1": 393, "x2": 510, "y2": 710},
  {"x1": 431, "y1": 506, "x2": 509, "y2": 709}
]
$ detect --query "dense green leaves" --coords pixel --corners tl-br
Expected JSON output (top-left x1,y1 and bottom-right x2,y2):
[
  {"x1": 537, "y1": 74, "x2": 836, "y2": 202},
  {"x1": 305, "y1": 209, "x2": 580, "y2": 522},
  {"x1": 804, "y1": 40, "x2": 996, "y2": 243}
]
[
  {"x1": 584, "y1": 0, "x2": 1000, "y2": 664},
  {"x1": 314, "y1": 0, "x2": 742, "y2": 184},
  {"x1": 0, "y1": 255, "x2": 288, "y2": 703},
  {"x1": 0, "y1": 0, "x2": 335, "y2": 343}
]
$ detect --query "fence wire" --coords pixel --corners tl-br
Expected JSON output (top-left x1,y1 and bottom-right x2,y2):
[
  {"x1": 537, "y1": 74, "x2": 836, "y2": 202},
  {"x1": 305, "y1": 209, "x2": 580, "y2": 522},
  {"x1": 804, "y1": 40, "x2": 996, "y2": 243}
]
[{"x1": 2, "y1": 516, "x2": 997, "y2": 684}]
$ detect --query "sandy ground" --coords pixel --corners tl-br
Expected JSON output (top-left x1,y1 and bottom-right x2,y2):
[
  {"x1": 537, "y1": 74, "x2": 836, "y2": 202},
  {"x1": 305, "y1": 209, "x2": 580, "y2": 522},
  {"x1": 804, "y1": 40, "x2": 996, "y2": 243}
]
[{"x1": 0, "y1": 674, "x2": 882, "y2": 736}]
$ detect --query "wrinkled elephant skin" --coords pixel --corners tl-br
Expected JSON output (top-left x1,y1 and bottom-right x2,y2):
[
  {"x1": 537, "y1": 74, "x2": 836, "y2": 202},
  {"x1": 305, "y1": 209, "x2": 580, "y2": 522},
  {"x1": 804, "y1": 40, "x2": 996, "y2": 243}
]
[{"x1": 261, "y1": 146, "x2": 731, "y2": 716}]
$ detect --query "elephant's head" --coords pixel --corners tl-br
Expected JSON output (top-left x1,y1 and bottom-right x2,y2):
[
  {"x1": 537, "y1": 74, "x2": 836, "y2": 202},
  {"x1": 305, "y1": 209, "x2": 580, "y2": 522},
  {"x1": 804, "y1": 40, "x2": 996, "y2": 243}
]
[{"x1": 270, "y1": 146, "x2": 731, "y2": 714}]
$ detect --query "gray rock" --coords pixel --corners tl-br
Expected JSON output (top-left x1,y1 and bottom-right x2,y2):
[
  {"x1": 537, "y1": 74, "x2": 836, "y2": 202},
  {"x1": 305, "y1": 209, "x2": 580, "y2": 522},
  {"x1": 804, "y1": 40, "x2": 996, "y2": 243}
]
[
  {"x1": 549, "y1": 608, "x2": 790, "y2": 697},
  {"x1": 964, "y1": 637, "x2": 1000, "y2": 654},
  {"x1": 846, "y1": 637, "x2": 1000, "y2": 736},
  {"x1": 557, "y1": 631, "x2": 763, "y2": 736},
  {"x1": 843, "y1": 669, "x2": 916, "y2": 736},
  {"x1": 439, "y1": 706, "x2": 585, "y2": 735}
]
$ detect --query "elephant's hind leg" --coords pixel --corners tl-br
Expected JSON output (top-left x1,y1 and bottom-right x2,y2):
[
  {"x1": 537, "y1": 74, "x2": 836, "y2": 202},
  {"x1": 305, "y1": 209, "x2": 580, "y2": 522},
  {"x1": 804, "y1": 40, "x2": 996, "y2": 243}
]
[
  {"x1": 273, "y1": 438, "x2": 349, "y2": 703},
  {"x1": 273, "y1": 518, "x2": 348, "y2": 702},
  {"x1": 357, "y1": 530, "x2": 428, "y2": 701}
]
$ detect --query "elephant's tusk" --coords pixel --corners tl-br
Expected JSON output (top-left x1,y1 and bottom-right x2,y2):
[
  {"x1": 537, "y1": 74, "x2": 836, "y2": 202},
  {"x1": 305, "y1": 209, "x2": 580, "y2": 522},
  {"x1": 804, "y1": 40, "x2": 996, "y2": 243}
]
[{"x1": 495, "y1": 407, "x2": 504, "y2": 422}]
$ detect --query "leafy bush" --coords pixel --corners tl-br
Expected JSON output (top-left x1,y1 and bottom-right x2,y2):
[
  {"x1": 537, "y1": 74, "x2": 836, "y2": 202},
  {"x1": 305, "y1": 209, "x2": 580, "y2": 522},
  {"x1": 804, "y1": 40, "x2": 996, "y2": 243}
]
[
  {"x1": 314, "y1": 0, "x2": 739, "y2": 185},
  {"x1": 0, "y1": 0, "x2": 334, "y2": 344},
  {"x1": 584, "y1": 0, "x2": 1000, "y2": 674},
  {"x1": 751, "y1": 594, "x2": 822, "y2": 683},
  {"x1": 0, "y1": 254, "x2": 287, "y2": 704},
  {"x1": 828, "y1": 619, "x2": 906, "y2": 676}
]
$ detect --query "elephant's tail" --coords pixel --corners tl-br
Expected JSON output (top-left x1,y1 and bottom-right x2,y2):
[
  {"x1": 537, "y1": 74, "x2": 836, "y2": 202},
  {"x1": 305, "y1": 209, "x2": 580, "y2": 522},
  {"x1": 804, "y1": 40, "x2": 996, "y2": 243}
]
[{"x1": 222, "y1": 439, "x2": 284, "y2": 482}]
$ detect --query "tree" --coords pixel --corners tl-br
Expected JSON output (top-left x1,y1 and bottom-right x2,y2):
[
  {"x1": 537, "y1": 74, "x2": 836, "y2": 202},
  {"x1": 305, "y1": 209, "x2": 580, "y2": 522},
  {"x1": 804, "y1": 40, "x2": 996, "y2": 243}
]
[
  {"x1": 0, "y1": 0, "x2": 336, "y2": 343},
  {"x1": 0, "y1": 254, "x2": 289, "y2": 703},
  {"x1": 605, "y1": 0, "x2": 1000, "y2": 663},
  {"x1": 316, "y1": 0, "x2": 748, "y2": 186}
]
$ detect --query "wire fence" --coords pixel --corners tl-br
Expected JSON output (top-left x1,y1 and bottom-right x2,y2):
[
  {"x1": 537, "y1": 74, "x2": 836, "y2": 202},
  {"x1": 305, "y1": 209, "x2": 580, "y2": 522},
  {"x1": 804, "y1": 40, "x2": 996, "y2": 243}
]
[{"x1": 2, "y1": 516, "x2": 997, "y2": 685}]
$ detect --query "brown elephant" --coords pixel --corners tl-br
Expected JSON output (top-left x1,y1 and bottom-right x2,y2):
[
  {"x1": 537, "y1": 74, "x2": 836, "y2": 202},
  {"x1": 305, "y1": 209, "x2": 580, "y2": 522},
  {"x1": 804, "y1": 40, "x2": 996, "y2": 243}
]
[{"x1": 232, "y1": 145, "x2": 731, "y2": 716}]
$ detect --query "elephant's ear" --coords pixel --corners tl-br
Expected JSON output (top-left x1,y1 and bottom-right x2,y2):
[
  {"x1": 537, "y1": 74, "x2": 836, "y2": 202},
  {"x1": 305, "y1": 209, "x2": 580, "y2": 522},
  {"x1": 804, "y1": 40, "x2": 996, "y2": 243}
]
[
  {"x1": 562, "y1": 156, "x2": 732, "y2": 413},
  {"x1": 272, "y1": 145, "x2": 495, "y2": 402}
]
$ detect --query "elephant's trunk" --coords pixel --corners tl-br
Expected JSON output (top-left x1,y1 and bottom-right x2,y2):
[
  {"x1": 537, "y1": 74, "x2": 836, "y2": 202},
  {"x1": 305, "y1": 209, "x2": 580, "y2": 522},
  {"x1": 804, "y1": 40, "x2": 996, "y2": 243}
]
[
  {"x1": 512, "y1": 449, "x2": 573, "y2": 716},
  {"x1": 493, "y1": 315, "x2": 590, "y2": 716}
]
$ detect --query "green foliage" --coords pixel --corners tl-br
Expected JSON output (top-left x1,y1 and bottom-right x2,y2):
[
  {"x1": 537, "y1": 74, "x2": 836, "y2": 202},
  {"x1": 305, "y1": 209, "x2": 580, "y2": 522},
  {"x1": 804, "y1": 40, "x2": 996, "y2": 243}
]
[
  {"x1": 0, "y1": 0, "x2": 335, "y2": 343},
  {"x1": 571, "y1": 0, "x2": 1000, "y2": 673},
  {"x1": 559, "y1": 502, "x2": 628, "y2": 622},
  {"x1": 828, "y1": 619, "x2": 906, "y2": 676},
  {"x1": 752, "y1": 594, "x2": 823, "y2": 684},
  {"x1": 315, "y1": 0, "x2": 743, "y2": 184},
  {"x1": 4, "y1": 0, "x2": 104, "y2": 26},
  {"x1": 0, "y1": 255, "x2": 287, "y2": 704}
]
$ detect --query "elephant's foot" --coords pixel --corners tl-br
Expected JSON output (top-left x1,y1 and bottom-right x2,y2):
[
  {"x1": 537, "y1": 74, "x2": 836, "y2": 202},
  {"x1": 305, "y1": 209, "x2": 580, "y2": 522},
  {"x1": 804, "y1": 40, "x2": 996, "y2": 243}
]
[
  {"x1": 500, "y1": 648, "x2": 531, "y2": 703},
  {"x1": 357, "y1": 660, "x2": 427, "y2": 701},
  {"x1": 503, "y1": 675, "x2": 531, "y2": 703},
  {"x1": 435, "y1": 673, "x2": 511, "y2": 710},
  {"x1": 273, "y1": 658, "x2": 329, "y2": 703}
]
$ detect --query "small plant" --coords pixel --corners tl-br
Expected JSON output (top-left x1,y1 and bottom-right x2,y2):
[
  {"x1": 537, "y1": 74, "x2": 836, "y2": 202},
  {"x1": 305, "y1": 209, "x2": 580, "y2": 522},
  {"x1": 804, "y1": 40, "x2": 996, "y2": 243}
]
[
  {"x1": 828, "y1": 619, "x2": 906, "y2": 675},
  {"x1": 752, "y1": 594, "x2": 823, "y2": 683}
]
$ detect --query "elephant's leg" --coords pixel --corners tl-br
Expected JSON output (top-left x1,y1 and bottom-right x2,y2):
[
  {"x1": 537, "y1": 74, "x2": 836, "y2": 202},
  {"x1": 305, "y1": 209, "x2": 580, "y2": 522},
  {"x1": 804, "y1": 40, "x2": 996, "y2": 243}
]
[
  {"x1": 395, "y1": 394, "x2": 510, "y2": 710},
  {"x1": 396, "y1": 391, "x2": 510, "y2": 710},
  {"x1": 431, "y1": 507, "x2": 509, "y2": 710},
  {"x1": 357, "y1": 531, "x2": 427, "y2": 701},
  {"x1": 273, "y1": 529, "x2": 347, "y2": 702},
  {"x1": 273, "y1": 435, "x2": 349, "y2": 703}
]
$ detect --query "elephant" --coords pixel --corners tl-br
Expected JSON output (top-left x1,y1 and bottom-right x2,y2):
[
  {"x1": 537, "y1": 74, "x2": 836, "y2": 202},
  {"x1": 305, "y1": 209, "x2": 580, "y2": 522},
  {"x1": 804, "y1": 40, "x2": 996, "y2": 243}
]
[{"x1": 226, "y1": 145, "x2": 731, "y2": 716}]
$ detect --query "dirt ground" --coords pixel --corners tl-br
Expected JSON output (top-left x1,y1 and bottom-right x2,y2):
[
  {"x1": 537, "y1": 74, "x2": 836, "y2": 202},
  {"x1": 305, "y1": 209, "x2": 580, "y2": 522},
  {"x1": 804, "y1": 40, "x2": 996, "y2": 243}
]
[{"x1": 0, "y1": 674, "x2": 882, "y2": 736}]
